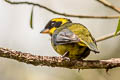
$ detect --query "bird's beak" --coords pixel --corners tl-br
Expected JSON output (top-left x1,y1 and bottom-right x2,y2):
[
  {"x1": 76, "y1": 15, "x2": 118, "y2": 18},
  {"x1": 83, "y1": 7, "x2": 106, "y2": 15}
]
[{"x1": 40, "y1": 29, "x2": 49, "y2": 34}]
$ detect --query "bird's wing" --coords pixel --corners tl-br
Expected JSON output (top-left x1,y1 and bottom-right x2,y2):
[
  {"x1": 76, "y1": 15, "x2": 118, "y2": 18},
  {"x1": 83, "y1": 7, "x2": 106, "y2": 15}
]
[
  {"x1": 68, "y1": 23, "x2": 99, "y2": 53},
  {"x1": 52, "y1": 28, "x2": 80, "y2": 45}
]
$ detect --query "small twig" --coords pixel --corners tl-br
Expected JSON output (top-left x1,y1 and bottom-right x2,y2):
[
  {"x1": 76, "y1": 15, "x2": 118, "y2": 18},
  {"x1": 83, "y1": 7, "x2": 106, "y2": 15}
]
[
  {"x1": 4, "y1": 0, "x2": 120, "y2": 19},
  {"x1": 4, "y1": 0, "x2": 120, "y2": 42},
  {"x1": 0, "y1": 47, "x2": 120, "y2": 69},
  {"x1": 96, "y1": 32, "x2": 120, "y2": 42},
  {"x1": 97, "y1": 0, "x2": 120, "y2": 13}
]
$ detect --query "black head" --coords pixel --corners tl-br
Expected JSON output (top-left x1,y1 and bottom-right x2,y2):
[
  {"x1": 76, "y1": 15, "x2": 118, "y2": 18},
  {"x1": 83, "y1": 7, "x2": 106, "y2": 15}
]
[{"x1": 40, "y1": 18, "x2": 72, "y2": 35}]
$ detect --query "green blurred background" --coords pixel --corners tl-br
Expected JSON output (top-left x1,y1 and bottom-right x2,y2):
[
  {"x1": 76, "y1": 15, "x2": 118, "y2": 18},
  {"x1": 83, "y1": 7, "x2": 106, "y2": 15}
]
[{"x1": 0, "y1": 0, "x2": 120, "y2": 80}]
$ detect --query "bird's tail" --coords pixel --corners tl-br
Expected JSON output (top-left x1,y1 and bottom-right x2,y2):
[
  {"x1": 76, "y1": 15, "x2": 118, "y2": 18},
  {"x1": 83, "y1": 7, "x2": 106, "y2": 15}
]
[{"x1": 88, "y1": 43, "x2": 100, "y2": 53}]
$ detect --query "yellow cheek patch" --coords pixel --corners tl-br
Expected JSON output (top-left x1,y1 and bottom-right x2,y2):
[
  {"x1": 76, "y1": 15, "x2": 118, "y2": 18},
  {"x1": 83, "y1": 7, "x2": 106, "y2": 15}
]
[{"x1": 49, "y1": 27, "x2": 57, "y2": 34}]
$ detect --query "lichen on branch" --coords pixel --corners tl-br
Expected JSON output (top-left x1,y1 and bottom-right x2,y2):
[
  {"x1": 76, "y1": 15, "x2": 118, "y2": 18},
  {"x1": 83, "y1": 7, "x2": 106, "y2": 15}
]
[{"x1": 0, "y1": 47, "x2": 120, "y2": 70}]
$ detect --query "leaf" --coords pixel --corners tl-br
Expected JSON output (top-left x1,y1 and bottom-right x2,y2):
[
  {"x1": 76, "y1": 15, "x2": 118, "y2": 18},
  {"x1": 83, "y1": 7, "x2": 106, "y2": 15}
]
[
  {"x1": 115, "y1": 18, "x2": 120, "y2": 36},
  {"x1": 30, "y1": 6, "x2": 34, "y2": 29}
]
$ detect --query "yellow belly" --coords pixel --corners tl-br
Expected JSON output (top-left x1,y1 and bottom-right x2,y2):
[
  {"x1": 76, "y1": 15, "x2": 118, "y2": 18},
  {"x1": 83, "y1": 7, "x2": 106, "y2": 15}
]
[{"x1": 52, "y1": 43, "x2": 90, "y2": 59}]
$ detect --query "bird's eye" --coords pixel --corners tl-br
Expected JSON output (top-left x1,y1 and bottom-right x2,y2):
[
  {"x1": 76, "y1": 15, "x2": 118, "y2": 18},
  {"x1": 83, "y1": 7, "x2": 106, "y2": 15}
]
[{"x1": 51, "y1": 22, "x2": 55, "y2": 26}]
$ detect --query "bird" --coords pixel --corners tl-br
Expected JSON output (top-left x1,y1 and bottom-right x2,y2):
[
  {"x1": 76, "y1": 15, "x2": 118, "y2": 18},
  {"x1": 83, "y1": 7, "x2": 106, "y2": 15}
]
[{"x1": 40, "y1": 18, "x2": 99, "y2": 60}]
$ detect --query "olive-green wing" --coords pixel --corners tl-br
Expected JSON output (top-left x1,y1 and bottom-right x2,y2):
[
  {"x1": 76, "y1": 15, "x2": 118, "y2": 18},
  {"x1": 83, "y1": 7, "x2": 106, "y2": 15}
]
[{"x1": 68, "y1": 23, "x2": 99, "y2": 53}]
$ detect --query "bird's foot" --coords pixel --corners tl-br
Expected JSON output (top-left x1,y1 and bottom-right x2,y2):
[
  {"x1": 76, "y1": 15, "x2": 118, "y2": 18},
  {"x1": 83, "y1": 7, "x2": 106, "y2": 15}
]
[
  {"x1": 62, "y1": 51, "x2": 69, "y2": 57},
  {"x1": 61, "y1": 56, "x2": 70, "y2": 61}
]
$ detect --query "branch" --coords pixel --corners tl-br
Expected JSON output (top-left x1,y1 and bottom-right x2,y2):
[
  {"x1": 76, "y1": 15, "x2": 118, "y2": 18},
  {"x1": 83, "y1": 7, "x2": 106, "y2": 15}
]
[
  {"x1": 4, "y1": 0, "x2": 120, "y2": 19},
  {"x1": 96, "y1": 32, "x2": 120, "y2": 42},
  {"x1": 97, "y1": 0, "x2": 120, "y2": 13},
  {"x1": 0, "y1": 47, "x2": 120, "y2": 70}
]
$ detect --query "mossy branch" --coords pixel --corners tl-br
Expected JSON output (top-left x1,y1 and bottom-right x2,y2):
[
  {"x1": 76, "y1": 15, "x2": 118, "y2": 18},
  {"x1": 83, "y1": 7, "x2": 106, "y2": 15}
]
[{"x1": 0, "y1": 47, "x2": 120, "y2": 70}]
